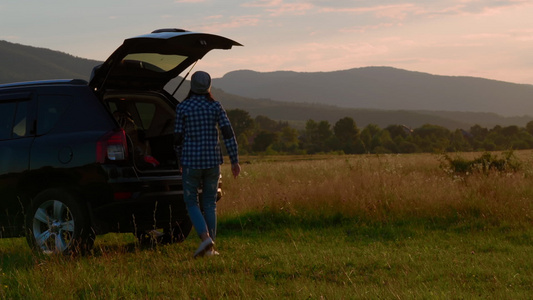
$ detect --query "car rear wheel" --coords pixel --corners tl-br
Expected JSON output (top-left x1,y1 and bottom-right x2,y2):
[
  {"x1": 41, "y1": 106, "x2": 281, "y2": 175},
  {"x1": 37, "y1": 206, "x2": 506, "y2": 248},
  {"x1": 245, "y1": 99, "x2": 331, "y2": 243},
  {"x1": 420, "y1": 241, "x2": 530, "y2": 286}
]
[{"x1": 25, "y1": 189, "x2": 94, "y2": 255}]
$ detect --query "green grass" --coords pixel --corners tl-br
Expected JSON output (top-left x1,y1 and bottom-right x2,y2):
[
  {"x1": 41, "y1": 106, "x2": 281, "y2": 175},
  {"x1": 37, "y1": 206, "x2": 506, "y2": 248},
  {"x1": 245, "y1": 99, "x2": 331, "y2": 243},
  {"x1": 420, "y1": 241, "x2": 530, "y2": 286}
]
[
  {"x1": 1, "y1": 153, "x2": 533, "y2": 299},
  {"x1": 1, "y1": 214, "x2": 532, "y2": 299}
]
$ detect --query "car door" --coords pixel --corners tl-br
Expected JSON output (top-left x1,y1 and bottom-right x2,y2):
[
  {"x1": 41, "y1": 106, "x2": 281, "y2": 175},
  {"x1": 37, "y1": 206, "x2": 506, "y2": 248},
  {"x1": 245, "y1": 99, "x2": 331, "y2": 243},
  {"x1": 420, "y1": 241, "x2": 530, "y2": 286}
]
[
  {"x1": 89, "y1": 28, "x2": 242, "y2": 92},
  {"x1": 0, "y1": 92, "x2": 35, "y2": 234}
]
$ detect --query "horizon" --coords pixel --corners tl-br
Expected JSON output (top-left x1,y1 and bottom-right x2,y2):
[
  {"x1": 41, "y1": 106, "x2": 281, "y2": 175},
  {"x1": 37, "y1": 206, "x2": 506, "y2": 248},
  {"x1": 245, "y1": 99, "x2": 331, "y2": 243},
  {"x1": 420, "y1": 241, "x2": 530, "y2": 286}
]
[{"x1": 1, "y1": 1, "x2": 533, "y2": 84}]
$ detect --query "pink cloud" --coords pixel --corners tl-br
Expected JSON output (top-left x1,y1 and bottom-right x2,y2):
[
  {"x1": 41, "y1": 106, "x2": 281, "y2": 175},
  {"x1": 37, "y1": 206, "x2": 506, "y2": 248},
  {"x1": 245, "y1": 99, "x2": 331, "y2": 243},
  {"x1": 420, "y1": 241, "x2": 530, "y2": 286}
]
[
  {"x1": 451, "y1": 0, "x2": 532, "y2": 17},
  {"x1": 508, "y1": 29, "x2": 533, "y2": 42},
  {"x1": 339, "y1": 23, "x2": 397, "y2": 33},
  {"x1": 242, "y1": 0, "x2": 314, "y2": 16},
  {"x1": 267, "y1": 2, "x2": 314, "y2": 16},
  {"x1": 205, "y1": 15, "x2": 224, "y2": 20},
  {"x1": 318, "y1": 1, "x2": 533, "y2": 20},
  {"x1": 174, "y1": 0, "x2": 206, "y2": 3},
  {"x1": 210, "y1": 41, "x2": 391, "y2": 74},
  {"x1": 242, "y1": 0, "x2": 283, "y2": 8},
  {"x1": 197, "y1": 16, "x2": 260, "y2": 33},
  {"x1": 462, "y1": 33, "x2": 508, "y2": 40},
  {"x1": 0, "y1": 35, "x2": 19, "y2": 40},
  {"x1": 320, "y1": 4, "x2": 423, "y2": 20}
]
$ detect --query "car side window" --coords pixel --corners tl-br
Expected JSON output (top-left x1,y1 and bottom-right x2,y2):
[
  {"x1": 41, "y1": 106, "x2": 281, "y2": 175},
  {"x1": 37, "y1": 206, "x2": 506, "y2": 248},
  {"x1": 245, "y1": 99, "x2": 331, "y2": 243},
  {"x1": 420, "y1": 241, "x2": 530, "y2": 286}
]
[
  {"x1": 12, "y1": 101, "x2": 29, "y2": 138},
  {"x1": 0, "y1": 102, "x2": 16, "y2": 140},
  {"x1": 37, "y1": 95, "x2": 72, "y2": 135}
]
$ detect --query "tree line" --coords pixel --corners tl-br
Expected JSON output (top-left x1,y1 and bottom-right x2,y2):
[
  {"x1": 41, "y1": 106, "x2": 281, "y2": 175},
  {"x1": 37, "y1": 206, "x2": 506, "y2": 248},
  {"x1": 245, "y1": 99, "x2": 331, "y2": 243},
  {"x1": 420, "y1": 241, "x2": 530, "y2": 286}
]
[{"x1": 226, "y1": 109, "x2": 533, "y2": 155}]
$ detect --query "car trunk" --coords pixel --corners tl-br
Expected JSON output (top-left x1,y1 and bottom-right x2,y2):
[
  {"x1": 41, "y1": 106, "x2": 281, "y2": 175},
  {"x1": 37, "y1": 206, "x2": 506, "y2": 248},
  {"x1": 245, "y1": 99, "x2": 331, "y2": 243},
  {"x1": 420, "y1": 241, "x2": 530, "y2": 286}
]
[
  {"x1": 103, "y1": 90, "x2": 179, "y2": 173},
  {"x1": 89, "y1": 29, "x2": 241, "y2": 175}
]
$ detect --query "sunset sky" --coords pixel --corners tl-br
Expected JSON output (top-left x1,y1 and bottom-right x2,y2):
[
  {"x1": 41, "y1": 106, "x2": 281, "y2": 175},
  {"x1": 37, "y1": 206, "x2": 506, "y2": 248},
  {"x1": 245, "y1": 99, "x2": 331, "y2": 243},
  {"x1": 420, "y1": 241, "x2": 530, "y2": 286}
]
[{"x1": 1, "y1": 0, "x2": 533, "y2": 84}]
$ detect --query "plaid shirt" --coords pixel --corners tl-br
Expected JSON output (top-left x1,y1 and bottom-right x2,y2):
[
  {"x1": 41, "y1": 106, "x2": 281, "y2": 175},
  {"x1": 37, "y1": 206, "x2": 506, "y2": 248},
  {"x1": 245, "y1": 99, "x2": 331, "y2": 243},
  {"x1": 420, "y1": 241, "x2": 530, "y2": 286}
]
[{"x1": 174, "y1": 94, "x2": 239, "y2": 169}]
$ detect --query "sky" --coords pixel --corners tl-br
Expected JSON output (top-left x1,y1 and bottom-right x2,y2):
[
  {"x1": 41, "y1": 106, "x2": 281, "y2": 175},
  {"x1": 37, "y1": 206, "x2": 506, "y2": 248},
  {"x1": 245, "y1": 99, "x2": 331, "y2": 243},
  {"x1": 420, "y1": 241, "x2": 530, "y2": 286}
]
[{"x1": 1, "y1": 0, "x2": 533, "y2": 84}]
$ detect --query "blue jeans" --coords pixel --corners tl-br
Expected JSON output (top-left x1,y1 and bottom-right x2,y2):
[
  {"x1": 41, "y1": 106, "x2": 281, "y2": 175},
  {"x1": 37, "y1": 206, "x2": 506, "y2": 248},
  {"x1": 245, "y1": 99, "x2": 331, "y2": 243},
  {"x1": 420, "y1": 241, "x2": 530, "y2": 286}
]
[{"x1": 182, "y1": 166, "x2": 220, "y2": 240}]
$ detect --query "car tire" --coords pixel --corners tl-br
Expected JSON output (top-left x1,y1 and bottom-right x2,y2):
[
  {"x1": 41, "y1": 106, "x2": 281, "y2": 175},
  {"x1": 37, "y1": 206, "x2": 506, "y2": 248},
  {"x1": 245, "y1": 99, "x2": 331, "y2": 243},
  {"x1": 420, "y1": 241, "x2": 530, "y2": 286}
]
[{"x1": 25, "y1": 188, "x2": 95, "y2": 255}]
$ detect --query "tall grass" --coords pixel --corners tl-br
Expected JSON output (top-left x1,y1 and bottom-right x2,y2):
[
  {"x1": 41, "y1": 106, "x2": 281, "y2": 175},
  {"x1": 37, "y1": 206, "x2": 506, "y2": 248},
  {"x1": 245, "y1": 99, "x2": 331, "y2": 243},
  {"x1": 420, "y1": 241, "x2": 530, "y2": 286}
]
[{"x1": 220, "y1": 152, "x2": 533, "y2": 227}]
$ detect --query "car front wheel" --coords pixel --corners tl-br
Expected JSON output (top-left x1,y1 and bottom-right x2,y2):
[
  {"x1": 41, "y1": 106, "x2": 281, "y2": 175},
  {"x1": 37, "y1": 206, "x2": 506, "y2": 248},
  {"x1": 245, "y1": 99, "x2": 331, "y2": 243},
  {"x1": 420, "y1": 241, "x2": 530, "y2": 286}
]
[{"x1": 25, "y1": 189, "x2": 94, "y2": 255}]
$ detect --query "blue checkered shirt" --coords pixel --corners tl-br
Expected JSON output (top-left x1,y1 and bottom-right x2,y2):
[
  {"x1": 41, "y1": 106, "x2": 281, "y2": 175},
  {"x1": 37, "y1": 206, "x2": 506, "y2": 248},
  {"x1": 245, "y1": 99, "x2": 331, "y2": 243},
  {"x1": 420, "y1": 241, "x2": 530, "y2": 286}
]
[{"x1": 174, "y1": 94, "x2": 239, "y2": 169}]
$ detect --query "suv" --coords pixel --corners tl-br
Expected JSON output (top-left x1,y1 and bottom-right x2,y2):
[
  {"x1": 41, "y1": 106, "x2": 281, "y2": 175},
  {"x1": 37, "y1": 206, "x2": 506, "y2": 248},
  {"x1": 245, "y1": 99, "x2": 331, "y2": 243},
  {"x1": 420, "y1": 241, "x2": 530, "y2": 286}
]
[{"x1": 0, "y1": 28, "x2": 241, "y2": 255}]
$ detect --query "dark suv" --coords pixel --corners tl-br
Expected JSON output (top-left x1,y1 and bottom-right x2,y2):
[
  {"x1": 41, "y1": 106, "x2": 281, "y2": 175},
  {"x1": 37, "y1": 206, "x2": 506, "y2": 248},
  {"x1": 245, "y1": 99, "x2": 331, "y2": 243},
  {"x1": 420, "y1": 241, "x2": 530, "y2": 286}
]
[{"x1": 0, "y1": 29, "x2": 241, "y2": 254}]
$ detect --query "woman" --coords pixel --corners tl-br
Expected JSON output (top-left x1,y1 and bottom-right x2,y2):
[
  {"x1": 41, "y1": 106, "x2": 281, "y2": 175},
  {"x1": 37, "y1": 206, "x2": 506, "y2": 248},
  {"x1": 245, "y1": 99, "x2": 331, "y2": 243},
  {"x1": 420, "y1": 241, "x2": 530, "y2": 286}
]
[{"x1": 174, "y1": 71, "x2": 241, "y2": 258}]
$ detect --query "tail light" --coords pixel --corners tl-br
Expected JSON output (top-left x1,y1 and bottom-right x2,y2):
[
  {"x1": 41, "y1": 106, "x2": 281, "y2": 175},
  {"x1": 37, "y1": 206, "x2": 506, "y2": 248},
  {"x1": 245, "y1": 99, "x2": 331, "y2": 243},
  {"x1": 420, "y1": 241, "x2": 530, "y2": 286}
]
[
  {"x1": 113, "y1": 192, "x2": 133, "y2": 200},
  {"x1": 96, "y1": 129, "x2": 128, "y2": 163}
]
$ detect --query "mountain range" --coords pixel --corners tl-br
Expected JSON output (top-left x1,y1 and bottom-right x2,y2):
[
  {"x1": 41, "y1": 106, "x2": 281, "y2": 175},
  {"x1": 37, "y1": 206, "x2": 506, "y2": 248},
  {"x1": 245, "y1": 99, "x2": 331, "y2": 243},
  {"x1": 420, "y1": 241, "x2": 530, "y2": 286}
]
[
  {"x1": 0, "y1": 40, "x2": 100, "y2": 83},
  {"x1": 212, "y1": 68, "x2": 533, "y2": 117},
  {"x1": 2, "y1": 39, "x2": 532, "y2": 130}
]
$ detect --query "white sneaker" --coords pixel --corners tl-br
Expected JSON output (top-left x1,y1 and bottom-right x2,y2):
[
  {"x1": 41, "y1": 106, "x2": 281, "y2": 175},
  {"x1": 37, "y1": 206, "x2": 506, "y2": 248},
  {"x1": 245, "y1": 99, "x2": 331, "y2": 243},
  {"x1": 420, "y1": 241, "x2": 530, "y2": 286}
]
[
  {"x1": 205, "y1": 249, "x2": 219, "y2": 256},
  {"x1": 193, "y1": 238, "x2": 214, "y2": 258}
]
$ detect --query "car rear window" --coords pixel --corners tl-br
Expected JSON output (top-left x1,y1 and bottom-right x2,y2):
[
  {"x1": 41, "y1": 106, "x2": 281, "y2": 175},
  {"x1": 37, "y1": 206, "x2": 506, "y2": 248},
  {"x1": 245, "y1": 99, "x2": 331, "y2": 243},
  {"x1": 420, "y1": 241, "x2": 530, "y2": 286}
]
[{"x1": 123, "y1": 53, "x2": 187, "y2": 72}]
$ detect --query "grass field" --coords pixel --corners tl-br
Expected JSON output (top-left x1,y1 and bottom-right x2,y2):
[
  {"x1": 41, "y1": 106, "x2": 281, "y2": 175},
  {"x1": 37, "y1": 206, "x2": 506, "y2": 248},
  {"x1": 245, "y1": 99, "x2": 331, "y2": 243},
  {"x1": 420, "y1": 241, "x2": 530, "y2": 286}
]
[{"x1": 1, "y1": 152, "x2": 532, "y2": 299}]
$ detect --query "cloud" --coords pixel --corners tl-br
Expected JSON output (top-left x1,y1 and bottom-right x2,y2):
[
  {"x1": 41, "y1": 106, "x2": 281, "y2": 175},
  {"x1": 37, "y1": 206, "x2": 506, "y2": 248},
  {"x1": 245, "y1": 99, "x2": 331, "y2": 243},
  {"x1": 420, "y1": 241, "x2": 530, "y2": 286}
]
[
  {"x1": 508, "y1": 29, "x2": 533, "y2": 42},
  {"x1": 430, "y1": 0, "x2": 532, "y2": 17},
  {"x1": 205, "y1": 15, "x2": 224, "y2": 20},
  {"x1": 319, "y1": 3, "x2": 423, "y2": 20},
  {"x1": 242, "y1": 0, "x2": 282, "y2": 7},
  {"x1": 459, "y1": 26, "x2": 533, "y2": 43},
  {"x1": 462, "y1": 33, "x2": 508, "y2": 40},
  {"x1": 317, "y1": 1, "x2": 532, "y2": 20},
  {"x1": 0, "y1": 35, "x2": 19, "y2": 41},
  {"x1": 300, "y1": 41, "x2": 390, "y2": 57},
  {"x1": 242, "y1": 0, "x2": 314, "y2": 16},
  {"x1": 174, "y1": 0, "x2": 206, "y2": 3},
  {"x1": 236, "y1": 41, "x2": 392, "y2": 73},
  {"x1": 339, "y1": 22, "x2": 397, "y2": 33},
  {"x1": 197, "y1": 16, "x2": 261, "y2": 32},
  {"x1": 268, "y1": 2, "x2": 314, "y2": 16}
]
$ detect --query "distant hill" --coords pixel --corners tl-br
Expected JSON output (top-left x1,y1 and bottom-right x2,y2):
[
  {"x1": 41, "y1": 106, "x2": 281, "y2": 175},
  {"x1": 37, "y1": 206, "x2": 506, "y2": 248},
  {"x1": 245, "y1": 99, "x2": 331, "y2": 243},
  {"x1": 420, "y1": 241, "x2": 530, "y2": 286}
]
[
  {"x1": 0, "y1": 40, "x2": 101, "y2": 83},
  {"x1": 213, "y1": 68, "x2": 533, "y2": 117},
  {"x1": 1, "y1": 40, "x2": 532, "y2": 130},
  {"x1": 209, "y1": 88, "x2": 531, "y2": 130}
]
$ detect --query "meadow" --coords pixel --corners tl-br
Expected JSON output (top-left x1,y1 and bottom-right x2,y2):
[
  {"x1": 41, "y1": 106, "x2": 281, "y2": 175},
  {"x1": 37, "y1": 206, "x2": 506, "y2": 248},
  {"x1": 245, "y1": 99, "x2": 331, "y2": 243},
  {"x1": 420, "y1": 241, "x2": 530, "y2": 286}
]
[{"x1": 1, "y1": 152, "x2": 532, "y2": 299}]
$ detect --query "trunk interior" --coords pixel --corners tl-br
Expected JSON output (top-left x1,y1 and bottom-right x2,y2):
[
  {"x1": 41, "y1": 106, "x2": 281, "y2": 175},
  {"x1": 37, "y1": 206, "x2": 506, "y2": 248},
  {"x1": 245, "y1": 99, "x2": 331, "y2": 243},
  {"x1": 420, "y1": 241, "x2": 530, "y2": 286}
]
[{"x1": 103, "y1": 91, "x2": 179, "y2": 172}]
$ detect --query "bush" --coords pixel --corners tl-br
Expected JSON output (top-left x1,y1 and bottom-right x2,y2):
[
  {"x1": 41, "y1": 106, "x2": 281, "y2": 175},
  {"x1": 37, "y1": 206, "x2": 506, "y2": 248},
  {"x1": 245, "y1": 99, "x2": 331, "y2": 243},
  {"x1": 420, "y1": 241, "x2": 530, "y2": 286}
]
[{"x1": 439, "y1": 151, "x2": 521, "y2": 174}]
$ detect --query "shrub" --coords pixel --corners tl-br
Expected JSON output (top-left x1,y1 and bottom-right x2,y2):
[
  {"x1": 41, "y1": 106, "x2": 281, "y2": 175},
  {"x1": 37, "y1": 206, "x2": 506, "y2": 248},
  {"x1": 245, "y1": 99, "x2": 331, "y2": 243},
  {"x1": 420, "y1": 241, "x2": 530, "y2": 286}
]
[{"x1": 440, "y1": 151, "x2": 521, "y2": 174}]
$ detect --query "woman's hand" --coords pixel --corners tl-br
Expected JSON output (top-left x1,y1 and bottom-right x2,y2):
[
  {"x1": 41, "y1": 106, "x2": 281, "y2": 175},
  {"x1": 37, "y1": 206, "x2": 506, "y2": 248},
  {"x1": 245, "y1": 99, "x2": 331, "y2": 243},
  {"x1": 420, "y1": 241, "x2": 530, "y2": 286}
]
[{"x1": 231, "y1": 163, "x2": 241, "y2": 178}]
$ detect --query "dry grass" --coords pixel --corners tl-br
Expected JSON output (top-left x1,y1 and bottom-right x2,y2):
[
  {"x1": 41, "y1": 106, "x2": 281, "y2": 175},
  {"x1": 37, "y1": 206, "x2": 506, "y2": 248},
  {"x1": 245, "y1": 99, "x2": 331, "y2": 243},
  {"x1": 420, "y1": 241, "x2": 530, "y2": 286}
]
[{"x1": 220, "y1": 152, "x2": 533, "y2": 226}]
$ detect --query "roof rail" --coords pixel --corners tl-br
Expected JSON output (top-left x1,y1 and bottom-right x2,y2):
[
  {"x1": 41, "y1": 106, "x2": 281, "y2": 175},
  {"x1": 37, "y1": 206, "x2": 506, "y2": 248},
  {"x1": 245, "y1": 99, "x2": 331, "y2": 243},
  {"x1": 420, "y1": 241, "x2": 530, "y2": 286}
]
[{"x1": 0, "y1": 79, "x2": 88, "y2": 89}]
